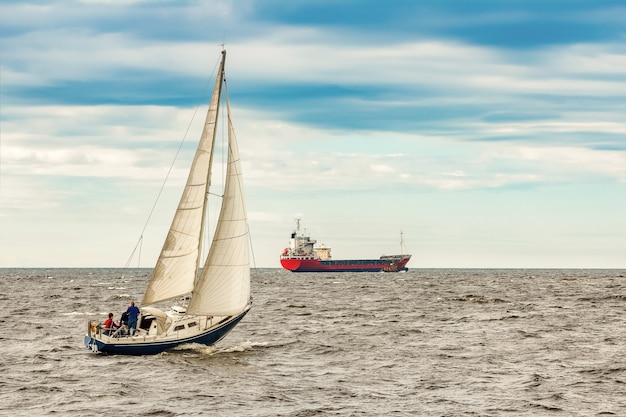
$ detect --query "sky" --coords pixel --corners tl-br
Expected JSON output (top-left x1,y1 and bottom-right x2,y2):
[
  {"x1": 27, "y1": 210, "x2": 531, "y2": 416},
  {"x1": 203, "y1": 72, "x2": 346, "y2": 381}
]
[{"x1": 0, "y1": 0, "x2": 625, "y2": 269}]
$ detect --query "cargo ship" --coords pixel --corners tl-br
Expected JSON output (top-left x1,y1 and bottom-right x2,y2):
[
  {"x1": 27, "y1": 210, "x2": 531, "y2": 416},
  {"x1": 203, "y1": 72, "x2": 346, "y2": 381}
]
[{"x1": 280, "y1": 220, "x2": 411, "y2": 272}]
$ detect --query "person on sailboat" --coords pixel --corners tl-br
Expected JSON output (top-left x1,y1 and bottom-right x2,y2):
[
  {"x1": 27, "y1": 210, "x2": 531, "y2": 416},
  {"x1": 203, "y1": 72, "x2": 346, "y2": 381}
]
[
  {"x1": 125, "y1": 300, "x2": 140, "y2": 336},
  {"x1": 109, "y1": 311, "x2": 129, "y2": 338},
  {"x1": 103, "y1": 313, "x2": 121, "y2": 336},
  {"x1": 120, "y1": 311, "x2": 129, "y2": 328}
]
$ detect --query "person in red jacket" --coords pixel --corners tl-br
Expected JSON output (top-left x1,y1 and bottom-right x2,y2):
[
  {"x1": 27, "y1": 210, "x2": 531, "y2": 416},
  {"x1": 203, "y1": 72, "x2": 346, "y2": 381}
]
[{"x1": 103, "y1": 312, "x2": 120, "y2": 336}]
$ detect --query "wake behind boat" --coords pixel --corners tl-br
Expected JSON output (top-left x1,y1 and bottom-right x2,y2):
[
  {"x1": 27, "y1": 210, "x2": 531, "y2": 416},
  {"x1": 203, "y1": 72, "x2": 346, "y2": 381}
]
[
  {"x1": 280, "y1": 220, "x2": 411, "y2": 272},
  {"x1": 84, "y1": 50, "x2": 251, "y2": 355}
]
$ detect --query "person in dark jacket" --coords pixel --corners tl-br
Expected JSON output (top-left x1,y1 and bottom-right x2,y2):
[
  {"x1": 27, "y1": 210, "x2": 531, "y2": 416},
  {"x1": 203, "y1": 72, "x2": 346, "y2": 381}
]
[{"x1": 125, "y1": 300, "x2": 140, "y2": 336}]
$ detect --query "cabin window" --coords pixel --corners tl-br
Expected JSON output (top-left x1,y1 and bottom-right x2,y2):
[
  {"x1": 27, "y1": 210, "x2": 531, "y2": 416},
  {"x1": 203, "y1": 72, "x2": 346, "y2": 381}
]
[
  {"x1": 188, "y1": 322, "x2": 198, "y2": 328},
  {"x1": 174, "y1": 325, "x2": 185, "y2": 331}
]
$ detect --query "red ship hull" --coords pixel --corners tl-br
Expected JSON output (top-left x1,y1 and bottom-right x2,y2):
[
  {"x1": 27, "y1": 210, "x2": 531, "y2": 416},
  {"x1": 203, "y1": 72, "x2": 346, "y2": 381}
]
[{"x1": 280, "y1": 256, "x2": 411, "y2": 273}]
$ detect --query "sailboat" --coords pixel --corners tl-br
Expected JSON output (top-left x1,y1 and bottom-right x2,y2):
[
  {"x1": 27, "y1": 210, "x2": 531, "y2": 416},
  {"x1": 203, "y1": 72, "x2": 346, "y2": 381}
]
[{"x1": 84, "y1": 50, "x2": 251, "y2": 355}]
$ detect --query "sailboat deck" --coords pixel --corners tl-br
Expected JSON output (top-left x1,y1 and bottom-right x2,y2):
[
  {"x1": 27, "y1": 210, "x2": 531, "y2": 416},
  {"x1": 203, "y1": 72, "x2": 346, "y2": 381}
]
[{"x1": 88, "y1": 314, "x2": 231, "y2": 344}]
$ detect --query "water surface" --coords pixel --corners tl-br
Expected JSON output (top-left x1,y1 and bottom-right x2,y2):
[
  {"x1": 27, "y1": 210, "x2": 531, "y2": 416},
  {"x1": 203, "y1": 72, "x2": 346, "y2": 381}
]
[{"x1": 1, "y1": 268, "x2": 624, "y2": 416}]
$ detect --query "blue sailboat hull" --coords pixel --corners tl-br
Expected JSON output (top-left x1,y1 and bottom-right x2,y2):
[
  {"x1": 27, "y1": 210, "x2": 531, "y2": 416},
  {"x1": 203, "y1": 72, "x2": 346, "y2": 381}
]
[{"x1": 84, "y1": 308, "x2": 250, "y2": 355}]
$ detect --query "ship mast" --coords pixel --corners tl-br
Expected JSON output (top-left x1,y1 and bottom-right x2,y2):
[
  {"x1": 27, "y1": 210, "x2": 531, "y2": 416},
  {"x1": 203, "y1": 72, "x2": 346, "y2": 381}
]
[{"x1": 295, "y1": 218, "x2": 301, "y2": 235}]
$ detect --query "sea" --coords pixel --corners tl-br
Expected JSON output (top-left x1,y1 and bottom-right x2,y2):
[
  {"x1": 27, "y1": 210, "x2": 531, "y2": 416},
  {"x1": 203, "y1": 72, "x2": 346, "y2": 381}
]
[{"x1": 1, "y1": 268, "x2": 625, "y2": 417}]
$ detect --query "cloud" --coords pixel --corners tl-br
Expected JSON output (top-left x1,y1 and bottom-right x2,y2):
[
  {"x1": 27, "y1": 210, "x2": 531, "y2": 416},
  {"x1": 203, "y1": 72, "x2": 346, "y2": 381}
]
[{"x1": 488, "y1": 145, "x2": 626, "y2": 181}]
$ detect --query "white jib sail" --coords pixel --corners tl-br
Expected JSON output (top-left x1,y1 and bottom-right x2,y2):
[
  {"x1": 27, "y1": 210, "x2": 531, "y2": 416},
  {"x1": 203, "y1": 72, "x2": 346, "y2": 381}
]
[
  {"x1": 142, "y1": 54, "x2": 225, "y2": 306},
  {"x1": 187, "y1": 94, "x2": 250, "y2": 317}
]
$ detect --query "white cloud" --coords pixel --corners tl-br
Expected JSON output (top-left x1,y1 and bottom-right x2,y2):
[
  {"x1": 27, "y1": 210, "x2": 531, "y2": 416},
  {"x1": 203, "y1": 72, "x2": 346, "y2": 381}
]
[
  {"x1": 493, "y1": 145, "x2": 626, "y2": 180},
  {"x1": 370, "y1": 164, "x2": 394, "y2": 173}
]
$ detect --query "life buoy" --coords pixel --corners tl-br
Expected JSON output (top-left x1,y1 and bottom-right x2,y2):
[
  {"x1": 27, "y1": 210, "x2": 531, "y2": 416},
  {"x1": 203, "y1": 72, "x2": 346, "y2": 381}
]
[{"x1": 282, "y1": 248, "x2": 289, "y2": 255}]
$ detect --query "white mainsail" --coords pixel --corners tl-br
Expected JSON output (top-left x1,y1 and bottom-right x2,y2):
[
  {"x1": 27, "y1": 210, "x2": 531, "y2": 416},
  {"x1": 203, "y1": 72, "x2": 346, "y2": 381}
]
[
  {"x1": 142, "y1": 53, "x2": 226, "y2": 307},
  {"x1": 187, "y1": 94, "x2": 250, "y2": 316}
]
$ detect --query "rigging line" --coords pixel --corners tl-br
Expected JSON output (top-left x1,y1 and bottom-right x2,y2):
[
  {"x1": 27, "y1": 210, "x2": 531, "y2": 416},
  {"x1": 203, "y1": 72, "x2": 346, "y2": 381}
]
[
  {"x1": 138, "y1": 235, "x2": 142, "y2": 268},
  {"x1": 222, "y1": 77, "x2": 228, "y2": 191},
  {"x1": 223, "y1": 85, "x2": 257, "y2": 271},
  {"x1": 248, "y1": 223, "x2": 258, "y2": 270},
  {"x1": 124, "y1": 55, "x2": 222, "y2": 268}
]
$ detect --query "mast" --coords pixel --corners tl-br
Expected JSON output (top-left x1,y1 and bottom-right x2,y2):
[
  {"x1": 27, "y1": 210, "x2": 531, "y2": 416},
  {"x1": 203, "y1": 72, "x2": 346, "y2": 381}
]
[{"x1": 194, "y1": 50, "x2": 226, "y2": 286}]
